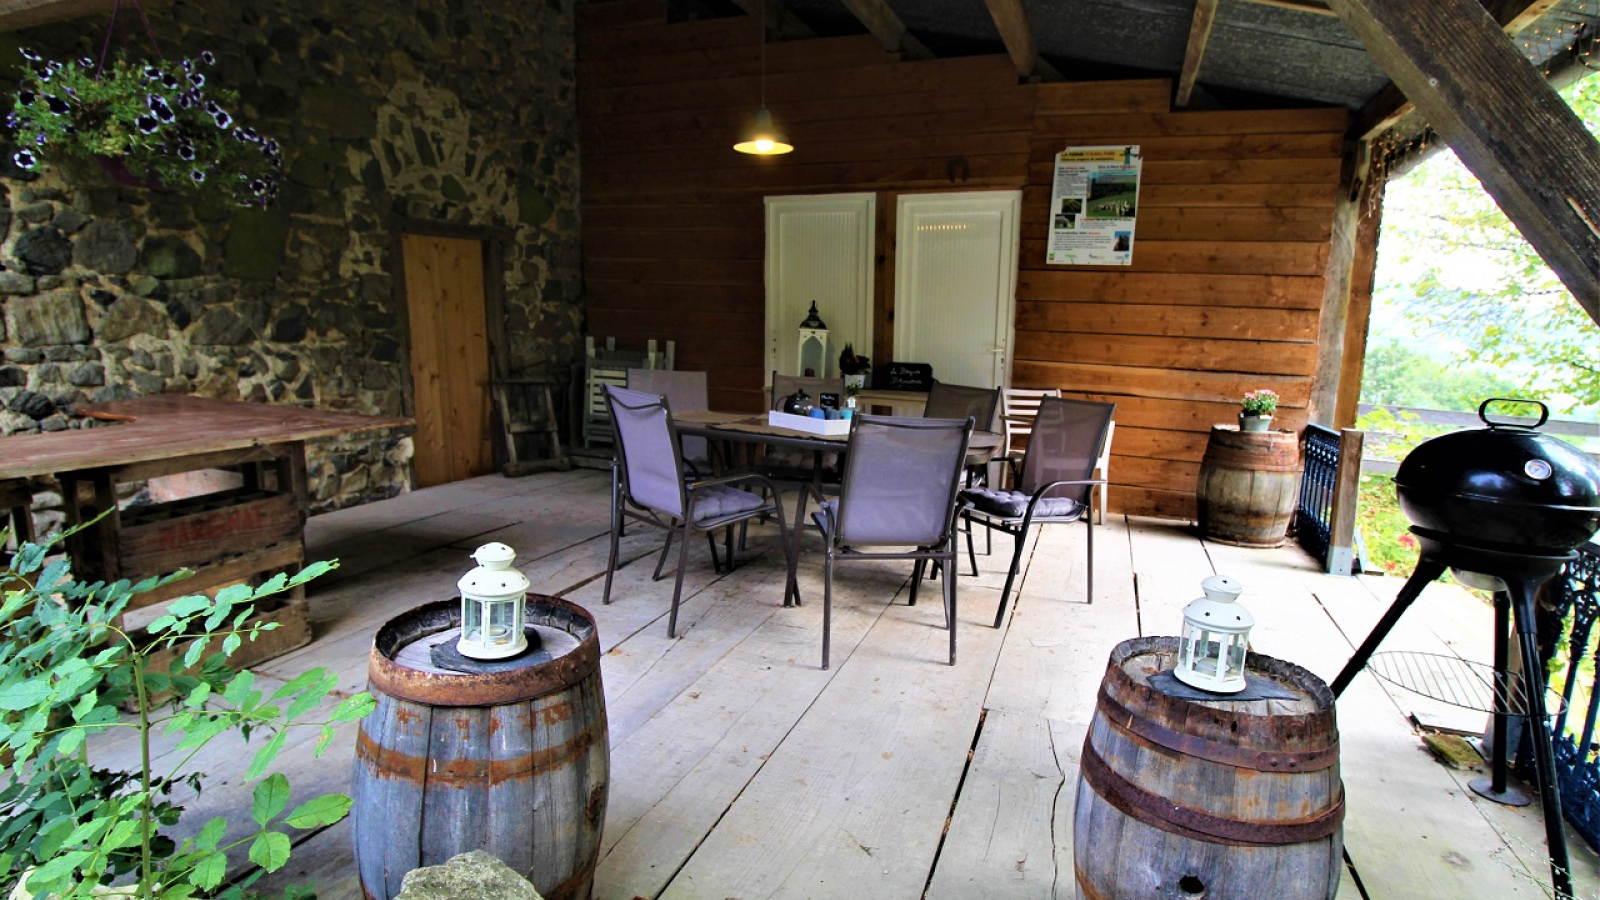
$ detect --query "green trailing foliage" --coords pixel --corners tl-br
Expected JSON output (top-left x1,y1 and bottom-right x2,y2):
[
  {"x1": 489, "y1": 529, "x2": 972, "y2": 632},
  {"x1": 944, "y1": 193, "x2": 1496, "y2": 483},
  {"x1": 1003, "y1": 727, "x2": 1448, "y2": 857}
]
[
  {"x1": 7, "y1": 51, "x2": 282, "y2": 206},
  {"x1": 0, "y1": 527, "x2": 374, "y2": 900}
]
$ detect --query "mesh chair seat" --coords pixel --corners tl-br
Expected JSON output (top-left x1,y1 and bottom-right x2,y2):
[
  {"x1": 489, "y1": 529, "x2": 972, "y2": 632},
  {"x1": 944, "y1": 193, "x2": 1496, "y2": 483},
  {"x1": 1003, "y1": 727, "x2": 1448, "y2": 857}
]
[{"x1": 961, "y1": 487, "x2": 1084, "y2": 521}]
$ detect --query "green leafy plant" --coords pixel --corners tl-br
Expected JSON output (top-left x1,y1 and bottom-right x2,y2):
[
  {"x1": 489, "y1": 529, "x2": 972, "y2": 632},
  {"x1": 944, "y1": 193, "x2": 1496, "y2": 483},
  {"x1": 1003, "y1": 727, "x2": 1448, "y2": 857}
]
[
  {"x1": 8, "y1": 50, "x2": 282, "y2": 206},
  {"x1": 1240, "y1": 389, "x2": 1279, "y2": 416},
  {"x1": 0, "y1": 530, "x2": 373, "y2": 900}
]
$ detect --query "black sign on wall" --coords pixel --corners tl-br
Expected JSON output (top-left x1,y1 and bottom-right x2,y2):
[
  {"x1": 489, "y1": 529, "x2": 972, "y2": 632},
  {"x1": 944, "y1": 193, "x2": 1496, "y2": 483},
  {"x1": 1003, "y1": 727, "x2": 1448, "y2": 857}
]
[{"x1": 882, "y1": 362, "x2": 933, "y2": 392}]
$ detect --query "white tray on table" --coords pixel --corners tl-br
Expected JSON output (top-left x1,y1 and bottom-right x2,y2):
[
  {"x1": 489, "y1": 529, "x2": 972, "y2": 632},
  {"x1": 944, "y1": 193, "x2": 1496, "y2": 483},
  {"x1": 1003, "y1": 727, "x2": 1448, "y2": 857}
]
[{"x1": 767, "y1": 410, "x2": 852, "y2": 436}]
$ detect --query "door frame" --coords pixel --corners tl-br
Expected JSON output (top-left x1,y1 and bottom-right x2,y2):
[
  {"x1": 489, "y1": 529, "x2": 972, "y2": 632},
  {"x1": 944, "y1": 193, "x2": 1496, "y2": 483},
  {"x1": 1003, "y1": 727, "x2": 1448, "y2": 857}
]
[
  {"x1": 392, "y1": 217, "x2": 512, "y2": 479},
  {"x1": 892, "y1": 190, "x2": 1022, "y2": 388}
]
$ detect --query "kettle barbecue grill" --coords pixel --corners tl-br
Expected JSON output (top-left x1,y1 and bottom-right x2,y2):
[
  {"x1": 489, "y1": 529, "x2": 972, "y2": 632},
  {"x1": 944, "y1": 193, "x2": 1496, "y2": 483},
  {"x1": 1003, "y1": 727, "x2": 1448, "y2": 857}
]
[{"x1": 1331, "y1": 399, "x2": 1600, "y2": 900}]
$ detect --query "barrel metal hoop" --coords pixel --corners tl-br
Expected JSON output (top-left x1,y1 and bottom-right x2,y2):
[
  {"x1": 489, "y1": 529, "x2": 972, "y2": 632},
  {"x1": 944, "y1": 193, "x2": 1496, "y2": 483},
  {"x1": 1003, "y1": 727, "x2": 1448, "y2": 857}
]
[
  {"x1": 1096, "y1": 684, "x2": 1340, "y2": 772},
  {"x1": 1079, "y1": 738, "x2": 1345, "y2": 847}
]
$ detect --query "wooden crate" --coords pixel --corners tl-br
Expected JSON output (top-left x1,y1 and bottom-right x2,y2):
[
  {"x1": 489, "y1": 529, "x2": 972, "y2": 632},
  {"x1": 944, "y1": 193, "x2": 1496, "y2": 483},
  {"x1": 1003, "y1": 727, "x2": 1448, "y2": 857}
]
[{"x1": 59, "y1": 441, "x2": 314, "y2": 665}]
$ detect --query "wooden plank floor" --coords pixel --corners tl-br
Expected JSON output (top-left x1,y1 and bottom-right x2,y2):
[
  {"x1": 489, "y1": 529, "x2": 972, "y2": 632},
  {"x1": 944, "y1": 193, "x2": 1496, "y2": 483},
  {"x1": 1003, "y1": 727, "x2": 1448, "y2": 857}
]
[{"x1": 91, "y1": 469, "x2": 1600, "y2": 899}]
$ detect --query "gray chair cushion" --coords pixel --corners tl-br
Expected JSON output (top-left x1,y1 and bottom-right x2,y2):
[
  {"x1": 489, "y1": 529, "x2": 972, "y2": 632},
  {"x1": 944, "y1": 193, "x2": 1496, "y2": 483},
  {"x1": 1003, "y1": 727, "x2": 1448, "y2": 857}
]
[
  {"x1": 961, "y1": 487, "x2": 1084, "y2": 521},
  {"x1": 690, "y1": 484, "x2": 766, "y2": 525}
]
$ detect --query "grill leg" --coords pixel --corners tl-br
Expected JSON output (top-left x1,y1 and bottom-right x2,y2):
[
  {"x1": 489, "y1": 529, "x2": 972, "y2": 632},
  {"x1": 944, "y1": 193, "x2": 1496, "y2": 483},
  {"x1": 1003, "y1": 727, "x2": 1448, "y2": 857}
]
[
  {"x1": 1471, "y1": 592, "x2": 1532, "y2": 806},
  {"x1": 1330, "y1": 557, "x2": 1447, "y2": 696},
  {"x1": 1509, "y1": 578, "x2": 1574, "y2": 900}
]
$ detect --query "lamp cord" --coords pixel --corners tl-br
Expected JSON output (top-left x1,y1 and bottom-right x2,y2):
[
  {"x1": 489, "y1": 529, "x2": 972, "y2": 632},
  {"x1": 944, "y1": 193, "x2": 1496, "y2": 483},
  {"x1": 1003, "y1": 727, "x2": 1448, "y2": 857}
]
[{"x1": 758, "y1": 0, "x2": 766, "y2": 108}]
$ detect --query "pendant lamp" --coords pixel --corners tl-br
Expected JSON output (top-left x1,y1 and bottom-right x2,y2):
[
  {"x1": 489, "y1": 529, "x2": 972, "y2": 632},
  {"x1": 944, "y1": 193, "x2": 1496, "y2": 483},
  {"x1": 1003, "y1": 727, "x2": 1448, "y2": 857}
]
[{"x1": 734, "y1": 3, "x2": 792, "y2": 155}]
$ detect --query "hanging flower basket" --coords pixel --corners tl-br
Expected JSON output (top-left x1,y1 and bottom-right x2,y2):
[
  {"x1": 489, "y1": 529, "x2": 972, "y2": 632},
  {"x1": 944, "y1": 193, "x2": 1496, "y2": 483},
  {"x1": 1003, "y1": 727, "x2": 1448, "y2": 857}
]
[{"x1": 8, "y1": 50, "x2": 282, "y2": 205}]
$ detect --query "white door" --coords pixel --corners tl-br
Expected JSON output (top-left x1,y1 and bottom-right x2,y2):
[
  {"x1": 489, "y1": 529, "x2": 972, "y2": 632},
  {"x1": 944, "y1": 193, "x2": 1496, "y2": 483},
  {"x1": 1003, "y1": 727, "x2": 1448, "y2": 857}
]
[
  {"x1": 893, "y1": 191, "x2": 1021, "y2": 389},
  {"x1": 765, "y1": 193, "x2": 875, "y2": 383}
]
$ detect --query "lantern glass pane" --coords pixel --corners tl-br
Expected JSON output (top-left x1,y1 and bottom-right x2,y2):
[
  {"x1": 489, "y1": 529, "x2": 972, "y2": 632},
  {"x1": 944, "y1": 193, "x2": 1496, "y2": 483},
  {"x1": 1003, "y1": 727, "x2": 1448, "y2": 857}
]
[
  {"x1": 488, "y1": 599, "x2": 515, "y2": 643},
  {"x1": 1192, "y1": 630, "x2": 1223, "y2": 675},
  {"x1": 1225, "y1": 637, "x2": 1248, "y2": 679},
  {"x1": 463, "y1": 597, "x2": 483, "y2": 643}
]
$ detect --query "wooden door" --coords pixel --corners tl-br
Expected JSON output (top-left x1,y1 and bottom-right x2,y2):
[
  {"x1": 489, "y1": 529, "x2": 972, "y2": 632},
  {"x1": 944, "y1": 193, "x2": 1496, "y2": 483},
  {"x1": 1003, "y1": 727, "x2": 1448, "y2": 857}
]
[
  {"x1": 764, "y1": 193, "x2": 876, "y2": 383},
  {"x1": 403, "y1": 233, "x2": 493, "y2": 487},
  {"x1": 893, "y1": 192, "x2": 1021, "y2": 389}
]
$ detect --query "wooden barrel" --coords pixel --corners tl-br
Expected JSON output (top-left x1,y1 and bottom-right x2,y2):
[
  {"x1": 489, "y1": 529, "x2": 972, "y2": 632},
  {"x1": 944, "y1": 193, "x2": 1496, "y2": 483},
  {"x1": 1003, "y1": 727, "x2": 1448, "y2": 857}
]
[
  {"x1": 1074, "y1": 637, "x2": 1342, "y2": 900},
  {"x1": 1196, "y1": 425, "x2": 1303, "y2": 547},
  {"x1": 351, "y1": 596, "x2": 608, "y2": 900}
]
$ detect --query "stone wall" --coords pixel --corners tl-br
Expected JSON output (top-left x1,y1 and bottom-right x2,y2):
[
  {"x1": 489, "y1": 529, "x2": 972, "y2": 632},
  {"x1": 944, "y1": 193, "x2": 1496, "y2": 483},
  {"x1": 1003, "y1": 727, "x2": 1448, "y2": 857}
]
[{"x1": 0, "y1": 0, "x2": 584, "y2": 514}]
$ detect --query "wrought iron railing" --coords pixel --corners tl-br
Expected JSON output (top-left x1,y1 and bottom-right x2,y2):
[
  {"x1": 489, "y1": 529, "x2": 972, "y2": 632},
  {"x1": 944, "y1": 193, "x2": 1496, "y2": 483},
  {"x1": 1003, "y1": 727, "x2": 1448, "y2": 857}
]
[
  {"x1": 1295, "y1": 424, "x2": 1340, "y2": 566},
  {"x1": 1550, "y1": 543, "x2": 1600, "y2": 851}
]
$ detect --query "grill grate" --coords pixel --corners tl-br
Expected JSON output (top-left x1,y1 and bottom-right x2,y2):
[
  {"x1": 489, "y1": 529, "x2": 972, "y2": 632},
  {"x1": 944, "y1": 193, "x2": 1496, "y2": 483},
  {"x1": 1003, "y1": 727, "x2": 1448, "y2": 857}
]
[{"x1": 1368, "y1": 650, "x2": 1564, "y2": 716}]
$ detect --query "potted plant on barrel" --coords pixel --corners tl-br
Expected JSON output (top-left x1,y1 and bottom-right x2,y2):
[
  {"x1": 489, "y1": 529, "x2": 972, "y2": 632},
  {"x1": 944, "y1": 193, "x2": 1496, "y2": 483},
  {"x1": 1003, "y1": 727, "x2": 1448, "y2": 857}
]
[
  {"x1": 839, "y1": 344, "x2": 870, "y2": 393},
  {"x1": 1239, "y1": 389, "x2": 1279, "y2": 432}
]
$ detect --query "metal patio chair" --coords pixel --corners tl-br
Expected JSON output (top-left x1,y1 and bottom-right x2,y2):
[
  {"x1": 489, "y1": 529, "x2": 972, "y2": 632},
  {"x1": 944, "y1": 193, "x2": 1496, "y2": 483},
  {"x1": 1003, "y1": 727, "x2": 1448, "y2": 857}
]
[
  {"x1": 626, "y1": 368, "x2": 716, "y2": 475},
  {"x1": 602, "y1": 385, "x2": 798, "y2": 636},
  {"x1": 960, "y1": 396, "x2": 1115, "y2": 627},
  {"x1": 812, "y1": 414, "x2": 974, "y2": 668},
  {"x1": 924, "y1": 381, "x2": 1001, "y2": 487}
]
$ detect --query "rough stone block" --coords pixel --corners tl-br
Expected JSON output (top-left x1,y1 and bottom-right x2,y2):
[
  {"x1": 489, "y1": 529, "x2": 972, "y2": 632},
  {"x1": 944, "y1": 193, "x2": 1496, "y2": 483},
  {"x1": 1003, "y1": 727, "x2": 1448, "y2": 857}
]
[
  {"x1": 394, "y1": 851, "x2": 544, "y2": 900},
  {"x1": 9, "y1": 290, "x2": 89, "y2": 346},
  {"x1": 96, "y1": 298, "x2": 169, "y2": 343}
]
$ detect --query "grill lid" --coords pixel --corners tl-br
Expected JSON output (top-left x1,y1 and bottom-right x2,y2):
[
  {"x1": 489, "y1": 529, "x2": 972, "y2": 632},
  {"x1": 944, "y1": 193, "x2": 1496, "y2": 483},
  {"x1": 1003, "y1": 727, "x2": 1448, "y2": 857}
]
[{"x1": 1393, "y1": 398, "x2": 1600, "y2": 554}]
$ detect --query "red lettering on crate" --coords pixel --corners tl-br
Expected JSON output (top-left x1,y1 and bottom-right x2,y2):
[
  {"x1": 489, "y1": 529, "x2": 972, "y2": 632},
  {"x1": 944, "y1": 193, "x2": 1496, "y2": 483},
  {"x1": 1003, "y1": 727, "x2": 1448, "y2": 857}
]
[{"x1": 156, "y1": 504, "x2": 267, "y2": 551}]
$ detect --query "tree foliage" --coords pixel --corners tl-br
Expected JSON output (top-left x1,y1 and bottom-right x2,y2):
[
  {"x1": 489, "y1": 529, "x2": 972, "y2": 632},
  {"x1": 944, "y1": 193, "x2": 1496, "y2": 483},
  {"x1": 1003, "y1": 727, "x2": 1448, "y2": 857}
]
[
  {"x1": 1360, "y1": 341, "x2": 1519, "y2": 410},
  {"x1": 1376, "y1": 76, "x2": 1600, "y2": 412}
]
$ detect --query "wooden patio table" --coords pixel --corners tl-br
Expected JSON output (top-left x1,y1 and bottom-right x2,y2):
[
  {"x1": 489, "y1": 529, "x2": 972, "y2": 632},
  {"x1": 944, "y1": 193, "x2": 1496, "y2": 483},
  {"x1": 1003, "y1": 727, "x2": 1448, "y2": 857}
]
[
  {"x1": 673, "y1": 410, "x2": 999, "y2": 598},
  {"x1": 0, "y1": 395, "x2": 412, "y2": 668}
]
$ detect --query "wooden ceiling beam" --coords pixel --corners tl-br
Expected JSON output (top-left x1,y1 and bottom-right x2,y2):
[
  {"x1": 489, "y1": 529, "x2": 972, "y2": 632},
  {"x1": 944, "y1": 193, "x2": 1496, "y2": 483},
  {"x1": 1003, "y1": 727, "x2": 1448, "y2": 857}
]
[
  {"x1": 1355, "y1": 0, "x2": 1562, "y2": 139},
  {"x1": 1240, "y1": 0, "x2": 1337, "y2": 16},
  {"x1": 836, "y1": 0, "x2": 932, "y2": 60},
  {"x1": 981, "y1": 0, "x2": 1040, "y2": 79},
  {"x1": 1176, "y1": 0, "x2": 1220, "y2": 107},
  {"x1": 1329, "y1": 0, "x2": 1600, "y2": 322},
  {"x1": 0, "y1": 0, "x2": 112, "y2": 32},
  {"x1": 726, "y1": 0, "x2": 814, "y2": 39}
]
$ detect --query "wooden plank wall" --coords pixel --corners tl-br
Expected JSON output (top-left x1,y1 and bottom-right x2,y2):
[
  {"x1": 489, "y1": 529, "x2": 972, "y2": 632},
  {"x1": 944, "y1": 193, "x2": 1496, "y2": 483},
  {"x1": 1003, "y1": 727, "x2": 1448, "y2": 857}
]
[
  {"x1": 1018, "y1": 91, "x2": 1348, "y2": 519},
  {"x1": 577, "y1": 3, "x2": 1350, "y2": 520}
]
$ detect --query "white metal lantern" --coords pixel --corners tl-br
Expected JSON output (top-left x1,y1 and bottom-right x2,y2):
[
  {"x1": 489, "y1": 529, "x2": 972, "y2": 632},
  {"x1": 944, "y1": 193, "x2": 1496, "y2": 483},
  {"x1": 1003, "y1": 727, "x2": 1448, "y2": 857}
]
[
  {"x1": 797, "y1": 301, "x2": 830, "y2": 377},
  {"x1": 457, "y1": 542, "x2": 530, "y2": 660},
  {"x1": 1175, "y1": 574, "x2": 1255, "y2": 693}
]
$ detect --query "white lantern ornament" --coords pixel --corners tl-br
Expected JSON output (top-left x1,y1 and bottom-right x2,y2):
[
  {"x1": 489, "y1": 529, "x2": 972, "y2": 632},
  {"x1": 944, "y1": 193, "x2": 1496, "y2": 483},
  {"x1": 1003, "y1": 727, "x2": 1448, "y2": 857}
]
[
  {"x1": 796, "y1": 301, "x2": 830, "y2": 378},
  {"x1": 457, "y1": 542, "x2": 530, "y2": 660},
  {"x1": 1175, "y1": 574, "x2": 1255, "y2": 693}
]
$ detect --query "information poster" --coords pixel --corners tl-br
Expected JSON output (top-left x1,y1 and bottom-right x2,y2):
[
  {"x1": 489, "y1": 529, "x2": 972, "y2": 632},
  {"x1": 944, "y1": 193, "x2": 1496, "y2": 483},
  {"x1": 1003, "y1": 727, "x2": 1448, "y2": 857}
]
[{"x1": 1046, "y1": 144, "x2": 1142, "y2": 266}]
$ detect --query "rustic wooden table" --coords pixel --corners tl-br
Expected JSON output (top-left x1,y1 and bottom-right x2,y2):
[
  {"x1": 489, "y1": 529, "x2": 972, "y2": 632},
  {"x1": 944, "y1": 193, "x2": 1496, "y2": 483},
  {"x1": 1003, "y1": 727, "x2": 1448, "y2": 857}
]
[{"x1": 0, "y1": 395, "x2": 412, "y2": 668}]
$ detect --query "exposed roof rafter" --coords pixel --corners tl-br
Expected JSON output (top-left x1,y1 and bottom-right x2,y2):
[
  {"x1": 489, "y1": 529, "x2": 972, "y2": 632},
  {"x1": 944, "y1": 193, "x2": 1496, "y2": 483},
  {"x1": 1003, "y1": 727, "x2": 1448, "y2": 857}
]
[
  {"x1": 981, "y1": 0, "x2": 1060, "y2": 81},
  {"x1": 726, "y1": 0, "x2": 814, "y2": 39},
  {"x1": 836, "y1": 0, "x2": 933, "y2": 60},
  {"x1": 1354, "y1": 0, "x2": 1564, "y2": 139},
  {"x1": 1176, "y1": 0, "x2": 1220, "y2": 107},
  {"x1": 1240, "y1": 0, "x2": 1337, "y2": 16},
  {"x1": 1330, "y1": 0, "x2": 1600, "y2": 321}
]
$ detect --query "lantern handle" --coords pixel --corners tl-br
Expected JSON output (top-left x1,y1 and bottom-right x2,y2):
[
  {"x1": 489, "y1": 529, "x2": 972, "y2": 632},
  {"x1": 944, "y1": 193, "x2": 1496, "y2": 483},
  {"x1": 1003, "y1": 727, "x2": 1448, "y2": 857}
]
[{"x1": 1478, "y1": 397, "x2": 1549, "y2": 431}]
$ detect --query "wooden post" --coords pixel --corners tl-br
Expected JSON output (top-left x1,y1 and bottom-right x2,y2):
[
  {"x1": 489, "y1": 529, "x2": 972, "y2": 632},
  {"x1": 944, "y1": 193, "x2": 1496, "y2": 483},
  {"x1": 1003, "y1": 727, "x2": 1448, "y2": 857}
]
[{"x1": 1327, "y1": 428, "x2": 1365, "y2": 576}]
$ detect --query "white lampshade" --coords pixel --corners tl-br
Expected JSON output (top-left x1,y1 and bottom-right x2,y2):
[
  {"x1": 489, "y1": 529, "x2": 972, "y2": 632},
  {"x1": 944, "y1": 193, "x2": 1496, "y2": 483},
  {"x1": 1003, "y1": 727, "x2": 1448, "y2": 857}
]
[
  {"x1": 457, "y1": 542, "x2": 530, "y2": 660},
  {"x1": 1175, "y1": 574, "x2": 1254, "y2": 693}
]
